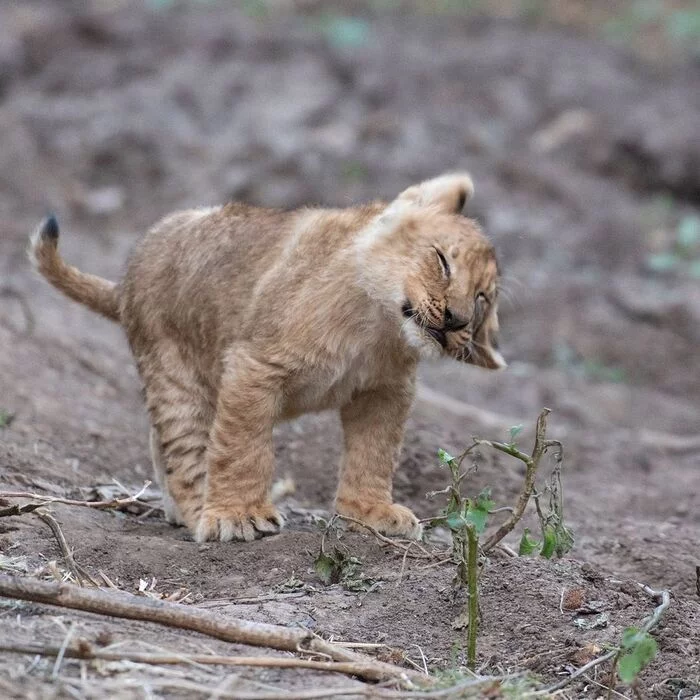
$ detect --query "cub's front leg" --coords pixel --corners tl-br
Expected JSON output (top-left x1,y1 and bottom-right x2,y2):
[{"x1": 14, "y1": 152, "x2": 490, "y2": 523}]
[
  {"x1": 335, "y1": 380, "x2": 422, "y2": 539},
  {"x1": 195, "y1": 348, "x2": 285, "y2": 543}
]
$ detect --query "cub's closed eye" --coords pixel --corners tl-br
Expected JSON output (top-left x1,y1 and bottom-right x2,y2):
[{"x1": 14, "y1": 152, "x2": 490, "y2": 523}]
[{"x1": 434, "y1": 248, "x2": 450, "y2": 278}]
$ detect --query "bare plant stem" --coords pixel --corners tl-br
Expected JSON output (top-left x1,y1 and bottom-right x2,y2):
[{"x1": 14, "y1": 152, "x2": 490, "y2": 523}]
[
  {"x1": 0, "y1": 574, "x2": 425, "y2": 687},
  {"x1": 481, "y1": 408, "x2": 551, "y2": 553},
  {"x1": 466, "y1": 524, "x2": 479, "y2": 671},
  {"x1": 606, "y1": 652, "x2": 619, "y2": 700}
]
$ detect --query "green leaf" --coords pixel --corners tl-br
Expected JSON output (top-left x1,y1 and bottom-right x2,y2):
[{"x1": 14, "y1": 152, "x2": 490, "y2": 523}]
[
  {"x1": 518, "y1": 528, "x2": 540, "y2": 556},
  {"x1": 464, "y1": 508, "x2": 488, "y2": 533},
  {"x1": 618, "y1": 631, "x2": 657, "y2": 683},
  {"x1": 445, "y1": 513, "x2": 468, "y2": 531},
  {"x1": 465, "y1": 488, "x2": 495, "y2": 534},
  {"x1": 677, "y1": 215, "x2": 700, "y2": 249},
  {"x1": 647, "y1": 252, "x2": 679, "y2": 272},
  {"x1": 621, "y1": 627, "x2": 643, "y2": 647},
  {"x1": 553, "y1": 522, "x2": 575, "y2": 557},
  {"x1": 508, "y1": 424, "x2": 523, "y2": 443},
  {"x1": 438, "y1": 448, "x2": 455, "y2": 464},
  {"x1": 539, "y1": 526, "x2": 557, "y2": 559},
  {"x1": 313, "y1": 552, "x2": 339, "y2": 585},
  {"x1": 475, "y1": 487, "x2": 495, "y2": 511}
]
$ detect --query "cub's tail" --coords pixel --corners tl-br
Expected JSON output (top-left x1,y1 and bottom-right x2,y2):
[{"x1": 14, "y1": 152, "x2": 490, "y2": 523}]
[{"x1": 29, "y1": 215, "x2": 121, "y2": 322}]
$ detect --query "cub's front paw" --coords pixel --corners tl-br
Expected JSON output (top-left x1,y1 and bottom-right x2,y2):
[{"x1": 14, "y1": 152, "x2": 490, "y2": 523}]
[
  {"x1": 194, "y1": 503, "x2": 284, "y2": 543},
  {"x1": 336, "y1": 501, "x2": 422, "y2": 540}
]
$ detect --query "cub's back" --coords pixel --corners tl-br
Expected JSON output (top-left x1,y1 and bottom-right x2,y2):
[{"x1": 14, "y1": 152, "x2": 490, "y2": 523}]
[{"x1": 119, "y1": 204, "x2": 292, "y2": 357}]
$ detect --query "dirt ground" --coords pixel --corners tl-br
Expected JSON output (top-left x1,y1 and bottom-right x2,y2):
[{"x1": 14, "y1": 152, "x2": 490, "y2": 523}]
[{"x1": 0, "y1": 1, "x2": 699, "y2": 698}]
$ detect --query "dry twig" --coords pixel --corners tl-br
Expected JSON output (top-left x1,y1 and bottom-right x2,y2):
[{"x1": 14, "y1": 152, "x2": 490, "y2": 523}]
[
  {"x1": 34, "y1": 510, "x2": 99, "y2": 587},
  {"x1": 335, "y1": 515, "x2": 438, "y2": 560},
  {"x1": 0, "y1": 482, "x2": 151, "y2": 518}
]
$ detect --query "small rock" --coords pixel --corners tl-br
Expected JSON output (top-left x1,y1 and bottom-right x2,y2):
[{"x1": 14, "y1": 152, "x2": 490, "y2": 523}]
[{"x1": 573, "y1": 612, "x2": 609, "y2": 630}]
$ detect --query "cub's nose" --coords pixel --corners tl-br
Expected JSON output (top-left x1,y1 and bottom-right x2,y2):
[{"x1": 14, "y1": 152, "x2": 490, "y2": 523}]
[{"x1": 444, "y1": 308, "x2": 469, "y2": 331}]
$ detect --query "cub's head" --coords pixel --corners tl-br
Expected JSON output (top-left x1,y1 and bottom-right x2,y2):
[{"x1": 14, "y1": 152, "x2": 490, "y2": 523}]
[{"x1": 359, "y1": 173, "x2": 506, "y2": 370}]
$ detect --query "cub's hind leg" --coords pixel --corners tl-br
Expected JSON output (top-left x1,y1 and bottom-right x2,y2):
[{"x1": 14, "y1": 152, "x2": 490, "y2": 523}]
[
  {"x1": 149, "y1": 426, "x2": 184, "y2": 525},
  {"x1": 195, "y1": 347, "x2": 285, "y2": 543},
  {"x1": 139, "y1": 341, "x2": 215, "y2": 531}
]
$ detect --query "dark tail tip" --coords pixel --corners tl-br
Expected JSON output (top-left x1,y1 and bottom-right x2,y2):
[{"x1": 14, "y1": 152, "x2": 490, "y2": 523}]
[{"x1": 42, "y1": 214, "x2": 60, "y2": 241}]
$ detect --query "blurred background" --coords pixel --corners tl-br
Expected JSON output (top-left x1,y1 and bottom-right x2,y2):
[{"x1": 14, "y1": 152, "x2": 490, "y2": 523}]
[{"x1": 1, "y1": 0, "x2": 699, "y2": 590}]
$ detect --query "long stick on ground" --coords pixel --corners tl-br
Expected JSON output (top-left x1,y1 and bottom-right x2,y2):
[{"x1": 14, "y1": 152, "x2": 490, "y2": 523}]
[
  {"x1": 0, "y1": 640, "x2": 403, "y2": 679},
  {"x1": 0, "y1": 574, "x2": 424, "y2": 687}
]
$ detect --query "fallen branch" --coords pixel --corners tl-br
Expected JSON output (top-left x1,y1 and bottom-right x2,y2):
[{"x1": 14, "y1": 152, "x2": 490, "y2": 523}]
[
  {"x1": 0, "y1": 640, "x2": 408, "y2": 680},
  {"x1": 0, "y1": 574, "x2": 424, "y2": 687},
  {"x1": 0, "y1": 481, "x2": 151, "y2": 517},
  {"x1": 480, "y1": 408, "x2": 552, "y2": 553}
]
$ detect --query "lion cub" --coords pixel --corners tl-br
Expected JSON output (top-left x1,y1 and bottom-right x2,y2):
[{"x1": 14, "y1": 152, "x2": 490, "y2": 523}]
[{"x1": 31, "y1": 173, "x2": 505, "y2": 542}]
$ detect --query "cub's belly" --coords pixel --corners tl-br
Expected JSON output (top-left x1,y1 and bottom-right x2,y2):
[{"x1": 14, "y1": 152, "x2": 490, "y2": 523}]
[{"x1": 279, "y1": 365, "x2": 375, "y2": 420}]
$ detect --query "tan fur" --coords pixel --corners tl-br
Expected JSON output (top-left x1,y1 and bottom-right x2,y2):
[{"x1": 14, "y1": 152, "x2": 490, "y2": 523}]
[{"x1": 30, "y1": 173, "x2": 506, "y2": 542}]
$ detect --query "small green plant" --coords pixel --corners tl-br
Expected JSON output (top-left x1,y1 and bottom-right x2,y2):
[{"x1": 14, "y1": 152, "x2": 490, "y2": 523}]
[
  {"x1": 0, "y1": 409, "x2": 14, "y2": 428},
  {"x1": 313, "y1": 520, "x2": 379, "y2": 593},
  {"x1": 428, "y1": 409, "x2": 574, "y2": 670},
  {"x1": 647, "y1": 214, "x2": 700, "y2": 278}
]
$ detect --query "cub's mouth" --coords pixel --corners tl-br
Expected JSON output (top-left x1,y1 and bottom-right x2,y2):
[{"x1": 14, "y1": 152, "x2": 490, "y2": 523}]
[{"x1": 401, "y1": 302, "x2": 447, "y2": 348}]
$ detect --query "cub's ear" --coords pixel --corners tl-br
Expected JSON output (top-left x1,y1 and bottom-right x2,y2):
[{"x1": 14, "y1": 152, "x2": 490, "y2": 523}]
[{"x1": 396, "y1": 172, "x2": 474, "y2": 214}]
